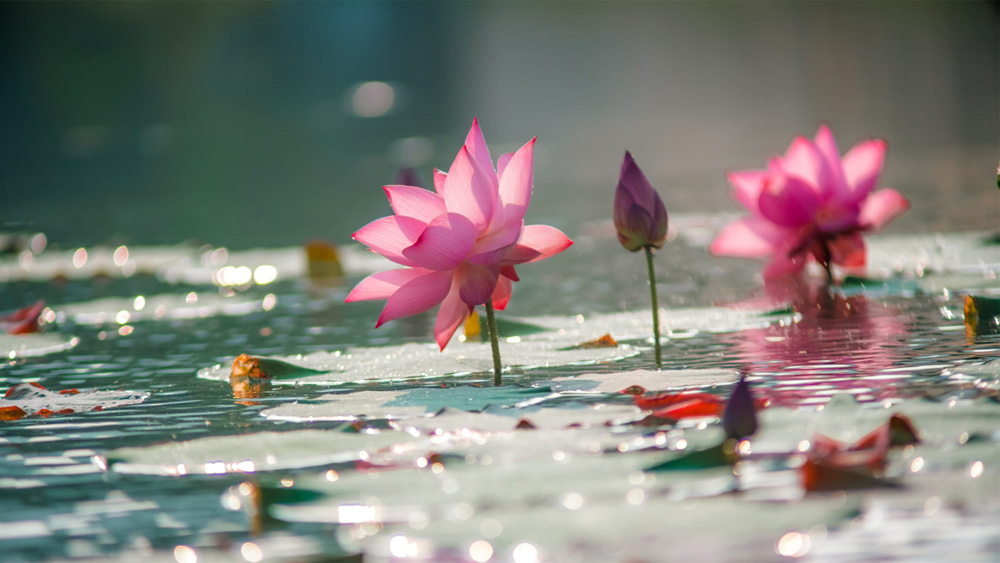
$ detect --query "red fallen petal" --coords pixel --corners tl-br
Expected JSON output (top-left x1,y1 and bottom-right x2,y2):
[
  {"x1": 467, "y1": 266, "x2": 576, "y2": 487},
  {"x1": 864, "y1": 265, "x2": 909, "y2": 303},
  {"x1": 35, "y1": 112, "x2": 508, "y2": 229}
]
[
  {"x1": 515, "y1": 419, "x2": 536, "y2": 430},
  {"x1": 37, "y1": 409, "x2": 55, "y2": 418},
  {"x1": 0, "y1": 406, "x2": 26, "y2": 421},
  {"x1": 619, "y1": 385, "x2": 646, "y2": 396},
  {"x1": 809, "y1": 433, "x2": 847, "y2": 458},
  {"x1": 59, "y1": 389, "x2": 80, "y2": 395},
  {"x1": 2, "y1": 300, "x2": 44, "y2": 323},
  {"x1": 92, "y1": 406, "x2": 103, "y2": 412},
  {"x1": 635, "y1": 392, "x2": 722, "y2": 410},
  {"x1": 801, "y1": 457, "x2": 887, "y2": 492},
  {"x1": 851, "y1": 414, "x2": 920, "y2": 451},
  {"x1": 3, "y1": 301, "x2": 44, "y2": 335},
  {"x1": 651, "y1": 399, "x2": 724, "y2": 420},
  {"x1": 803, "y1": 430, "x2": 889, "y2": 492}
]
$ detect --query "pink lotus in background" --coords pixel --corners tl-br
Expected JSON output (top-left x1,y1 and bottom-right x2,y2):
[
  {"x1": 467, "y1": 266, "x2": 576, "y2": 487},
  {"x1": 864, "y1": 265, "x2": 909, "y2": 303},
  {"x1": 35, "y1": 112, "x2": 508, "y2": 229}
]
[
  {"x1": 347, "y1": 119, "x2": 573, "y2": 350},
  {"x1": 710, "y1": 125, "x2": 910, "y2": 280}
]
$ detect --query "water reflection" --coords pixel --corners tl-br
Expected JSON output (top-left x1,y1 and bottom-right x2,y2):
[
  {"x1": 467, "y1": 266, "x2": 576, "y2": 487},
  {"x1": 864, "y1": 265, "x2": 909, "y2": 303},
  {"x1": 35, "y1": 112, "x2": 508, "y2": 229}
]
[{"x1": 725, "y1": 278, "x2": 909, "y2": 405}]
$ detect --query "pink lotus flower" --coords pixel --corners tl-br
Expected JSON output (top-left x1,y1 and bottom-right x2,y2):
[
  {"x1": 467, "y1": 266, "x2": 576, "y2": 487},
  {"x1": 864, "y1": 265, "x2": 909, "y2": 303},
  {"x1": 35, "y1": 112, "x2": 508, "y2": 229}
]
[
  {"x1": 346, "y1": 119, "x2": 573, "y2": 350},
  {"x1": 710, "y1": 125, "x2": 910, "y2": 279}
]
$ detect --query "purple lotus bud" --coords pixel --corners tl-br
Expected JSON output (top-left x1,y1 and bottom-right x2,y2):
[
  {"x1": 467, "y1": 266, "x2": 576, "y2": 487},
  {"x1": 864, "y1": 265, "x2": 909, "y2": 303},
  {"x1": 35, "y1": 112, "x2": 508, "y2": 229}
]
[
  {"x1": 722, "y1": 374, "x2": 758, "y2": 441},
  {"x1": 613, "y1": 151, "x2": 668, "y2": 252}
]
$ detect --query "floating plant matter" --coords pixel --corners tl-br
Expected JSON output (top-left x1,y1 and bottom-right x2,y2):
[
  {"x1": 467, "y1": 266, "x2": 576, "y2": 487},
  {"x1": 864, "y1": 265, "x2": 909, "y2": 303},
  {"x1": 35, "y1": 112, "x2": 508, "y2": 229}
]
[{"x1": 0, "y1": 382, "x2": 148, "y2": 421}]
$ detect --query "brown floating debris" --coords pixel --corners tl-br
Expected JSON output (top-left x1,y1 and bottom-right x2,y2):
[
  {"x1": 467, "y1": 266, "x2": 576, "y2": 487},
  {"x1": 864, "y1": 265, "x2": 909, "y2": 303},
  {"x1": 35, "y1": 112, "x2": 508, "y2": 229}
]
[{"x1": 574, "y1": 333, "x2": 618, "y2": 349}]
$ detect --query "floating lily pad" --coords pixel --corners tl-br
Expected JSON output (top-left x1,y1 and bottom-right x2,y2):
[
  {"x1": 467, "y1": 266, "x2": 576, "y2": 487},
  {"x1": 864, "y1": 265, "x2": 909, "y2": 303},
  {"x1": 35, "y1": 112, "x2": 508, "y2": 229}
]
[
  {"x1": 396, "y1": 404, "x2": 646, "y2": 433},
  {"x1": 0, "y1": 243, "x2": 390, "y2": 284},
  {"x1": 384, "y1": 385, "x2": 552, "y2": 413},
  {"x1": 0, "y1": 383, "x2": 148, "y2": 421},
  {"x1": 198, "y1": 341, "x2": 639, "y2": 386},
  {"x1": 865, "y1": 231, "x2": 1000, "y2": 278},
  {"x1": 549, "y1": 369, "x2": 738, "y2": 394},
  {"x1": 51, "y1": 292, "x2": 268, "y2": 326},
  {"x1": 106, "y1": 428, "x2": 420, "y2": 476},
  {"x1": 520, "y1": 306, "x2": 799, "y2": 344},
  {"x1": 0, "y1": 333, "x2": 78, "y2": 359},
  {"x1": 260, "y1": 391, "x2": 427, "y2": 422}
]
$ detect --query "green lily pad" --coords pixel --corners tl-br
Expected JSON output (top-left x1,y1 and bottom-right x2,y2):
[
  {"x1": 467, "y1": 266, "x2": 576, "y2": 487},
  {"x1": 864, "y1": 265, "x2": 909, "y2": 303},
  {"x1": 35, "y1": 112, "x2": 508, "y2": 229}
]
[{"x1": 384, "y1": 385, "x2": 551, "y2": 412}]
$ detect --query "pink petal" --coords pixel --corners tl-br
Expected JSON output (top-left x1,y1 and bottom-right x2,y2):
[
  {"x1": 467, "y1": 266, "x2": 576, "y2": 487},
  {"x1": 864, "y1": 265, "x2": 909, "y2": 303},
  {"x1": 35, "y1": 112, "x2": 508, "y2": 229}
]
[
  {"x1": 843, "y1": 139, "x2": 886, "y2": 202},
  {"x1": 457, "y1": 263, "x2": 500, "y2": 306},
  {"x1": 491, "y1": 274, "x2": 513, "y2": 310},
  {"x1": 468, "y1": 220, "x2": 523, "y2": 265},
  {"x1": 402, "y1": 212, "x2": 477, "y2": 271},
  {"x1": 709, "y1": 217, "x2": 791, "y2": 258},
  {"x1": 763, "y1": 253, "x2": 807, "y2": 280},
  {"x1": 376, "y1": 269, "x2": 453, "y2": 327},
  {"x1": 501, "y1": 225, "x2": 573, "y2": 265},
  {"x1": 384, "y1": 185, "x2": 446, "y2": 223},
  {"x1": 345, "y1": 268, "x2": 432, "y2": 302},
  {"x1": 729, "y1": 170, "x2": 767, "y2": 214},
  {"x1": 858, "y1": 188, "x2": 909, "y2": 231},
  {"x1": 496, "y1": 152, "x2": 514, "y2": 179},
  {"x1": 443, "y1": 146, "x2": 495, "y2": 232},
  {"x1": 497, "y1": 138, "x2": 535, "y2": 224},
  {"x1": 500, "y1": 265, "x2": 519, "y2": 282},
  {"x1": 433, "y1": 169, "x2": 448, "y2": 195},
  {"x1": 812, "y1": 125, "x2": 849, "y2": 200},
  {"x1": 758, "y1": 173, "x2": 821, "y2": 228},
  {"x1": 434, "y1": 284, "x2": 471, "y2": 350},
  {"x1": 464, "y1": 118, "x2": 495, "y2": 175},
  {"x1": 781, "y1": 137, "x2": 830, "y2": 197},
  {"x1": 828, "y1": 232, "x2": 867, "y2": 268},
  {"x1": 353, "y1": 215, "x2": 426, "y2": 266}
]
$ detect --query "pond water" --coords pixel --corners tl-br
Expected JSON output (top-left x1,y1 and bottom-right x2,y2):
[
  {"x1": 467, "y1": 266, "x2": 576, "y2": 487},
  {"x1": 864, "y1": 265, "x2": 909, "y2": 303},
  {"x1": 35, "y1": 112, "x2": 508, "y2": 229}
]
[{"x1": 0, "y1": 225, "x2": 997, "y2": 562}]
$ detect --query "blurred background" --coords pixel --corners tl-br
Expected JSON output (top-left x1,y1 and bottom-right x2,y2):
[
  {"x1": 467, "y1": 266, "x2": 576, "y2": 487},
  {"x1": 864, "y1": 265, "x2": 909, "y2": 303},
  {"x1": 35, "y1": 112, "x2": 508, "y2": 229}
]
[{"x1": 1, "y1": 1, "x2": 996, "y2": 250}]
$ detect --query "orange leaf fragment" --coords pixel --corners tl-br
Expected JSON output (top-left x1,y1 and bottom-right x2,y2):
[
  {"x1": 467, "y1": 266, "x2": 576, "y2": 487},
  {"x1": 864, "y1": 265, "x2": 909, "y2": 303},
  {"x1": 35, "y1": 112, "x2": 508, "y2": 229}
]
[
  {"x1": 575, "y1": 333, "x2": 618, "y2": 349},
  {"x1": 231, "y1": 354, "x2": 268, "y2": 379},
  {"x1": 0, "y1": 406, "x2": 26, "y2": 421}
]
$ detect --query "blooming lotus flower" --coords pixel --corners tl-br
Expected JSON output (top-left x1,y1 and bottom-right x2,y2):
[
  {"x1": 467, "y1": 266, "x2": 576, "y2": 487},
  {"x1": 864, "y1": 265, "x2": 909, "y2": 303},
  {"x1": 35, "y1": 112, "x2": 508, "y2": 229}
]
[
  {"x1": 346, "y1": 119, "x2": 573, "y2": 350},
  {"x1": 710, "y1": 125, "x2": 910, "y2": 280},
  {"x1": 613, "y1": 151, "x2": 668, "y2": 252}
]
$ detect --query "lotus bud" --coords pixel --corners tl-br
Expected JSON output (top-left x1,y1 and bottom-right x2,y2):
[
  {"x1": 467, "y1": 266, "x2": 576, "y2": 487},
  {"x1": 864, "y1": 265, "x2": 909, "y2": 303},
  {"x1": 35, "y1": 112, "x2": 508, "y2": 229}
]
[{"x1": 613, "y1": 151, "x2": 668, "y2": 252}]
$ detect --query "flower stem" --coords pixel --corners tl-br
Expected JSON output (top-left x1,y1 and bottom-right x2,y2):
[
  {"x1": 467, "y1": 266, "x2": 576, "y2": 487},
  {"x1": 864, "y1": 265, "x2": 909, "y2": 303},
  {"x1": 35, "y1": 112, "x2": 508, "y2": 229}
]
[
  {"x1": 644, "y1": 246, "x2": 663, "y2": 369},
  {"x1": 821, "y1": 241, "x2": 834, "y2": 286},
  {"x1": 484, "y1": 299, "x2": 503, "y2": 386}
]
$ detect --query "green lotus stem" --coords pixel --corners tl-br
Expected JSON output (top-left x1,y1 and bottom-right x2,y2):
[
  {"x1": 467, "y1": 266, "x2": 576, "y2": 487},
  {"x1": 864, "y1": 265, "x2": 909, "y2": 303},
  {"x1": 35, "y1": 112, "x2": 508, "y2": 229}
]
[
  {"x1": 484, "y1": 299, "x2": 503, "y2": 386},
  {"x1": 644, "y1": 246, "x2": 663, "y2": 369}
]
